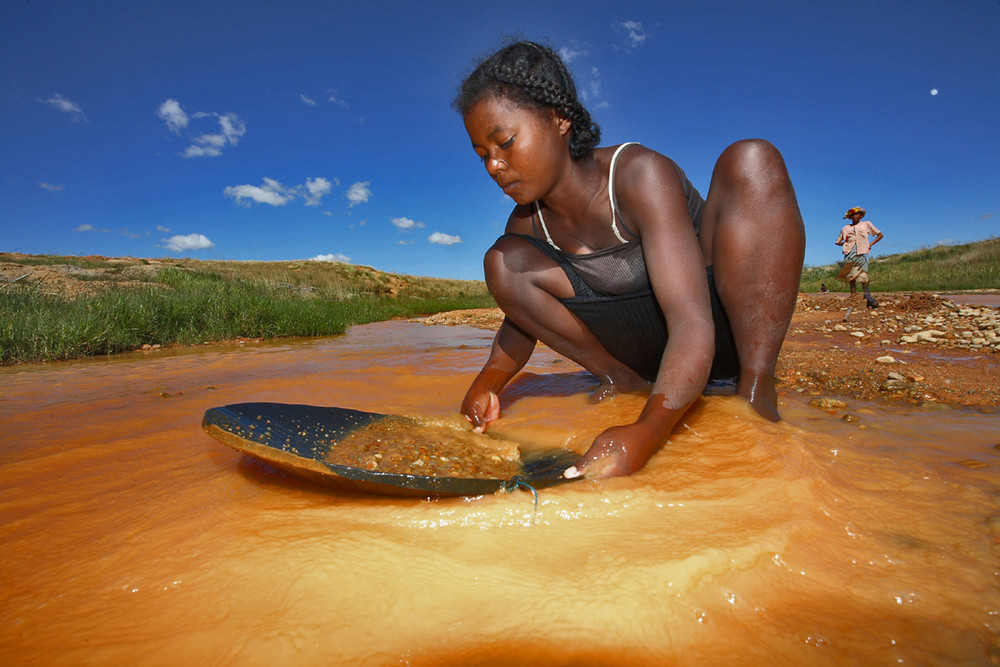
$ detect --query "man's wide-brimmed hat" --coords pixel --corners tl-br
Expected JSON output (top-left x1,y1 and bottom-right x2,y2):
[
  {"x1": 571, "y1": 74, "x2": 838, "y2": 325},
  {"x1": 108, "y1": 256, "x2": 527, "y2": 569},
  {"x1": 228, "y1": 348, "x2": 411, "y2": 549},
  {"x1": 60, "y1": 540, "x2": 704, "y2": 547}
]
[{"x1": 844, "y1": 206, "x2": 866, "y2": 219}]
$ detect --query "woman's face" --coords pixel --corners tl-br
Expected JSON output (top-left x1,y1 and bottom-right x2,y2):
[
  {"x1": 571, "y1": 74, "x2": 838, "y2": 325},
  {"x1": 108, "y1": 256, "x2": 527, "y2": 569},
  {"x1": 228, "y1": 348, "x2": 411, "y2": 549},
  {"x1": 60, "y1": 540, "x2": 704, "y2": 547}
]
[{"x1": 463, "y1": 95, "x2": 571, "y2": 205}]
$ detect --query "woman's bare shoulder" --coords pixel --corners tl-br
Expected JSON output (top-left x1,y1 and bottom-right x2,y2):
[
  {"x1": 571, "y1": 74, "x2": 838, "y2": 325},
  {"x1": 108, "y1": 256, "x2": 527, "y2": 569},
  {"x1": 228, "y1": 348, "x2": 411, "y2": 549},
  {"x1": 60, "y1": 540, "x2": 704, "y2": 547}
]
[
  {"x1": 607, "y1": 144, "x2": 689, "y2": 227},
  {"x1": 503, "y1": 203, "x2": 534, "y2": 235},
  {"x1": 612, "y1": 143, "x2": 681, "y2": 178}
]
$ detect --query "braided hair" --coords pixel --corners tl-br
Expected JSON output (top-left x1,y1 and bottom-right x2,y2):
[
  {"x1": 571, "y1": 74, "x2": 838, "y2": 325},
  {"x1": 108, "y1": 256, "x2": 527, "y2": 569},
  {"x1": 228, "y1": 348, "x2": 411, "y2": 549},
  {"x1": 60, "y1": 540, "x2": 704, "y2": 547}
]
[{"x1": 453, "y1": 41, "x2": 601, "y2": 160}]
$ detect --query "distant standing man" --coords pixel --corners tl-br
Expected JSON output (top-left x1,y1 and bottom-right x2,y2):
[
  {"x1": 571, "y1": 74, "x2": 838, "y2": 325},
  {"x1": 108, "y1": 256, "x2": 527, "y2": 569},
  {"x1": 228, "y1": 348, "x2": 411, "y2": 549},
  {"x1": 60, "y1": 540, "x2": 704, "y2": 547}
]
[{"x1": 835, "y1": 206, "x2": 884, "y2": 296}]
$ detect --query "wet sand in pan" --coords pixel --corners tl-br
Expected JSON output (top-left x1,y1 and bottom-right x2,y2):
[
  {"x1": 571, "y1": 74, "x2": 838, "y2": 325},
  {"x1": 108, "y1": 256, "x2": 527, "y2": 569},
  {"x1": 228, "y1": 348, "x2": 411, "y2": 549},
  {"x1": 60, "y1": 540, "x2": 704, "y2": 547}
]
[{"x1": 1, "y1": 320, "x2": 998, "y2": 665}]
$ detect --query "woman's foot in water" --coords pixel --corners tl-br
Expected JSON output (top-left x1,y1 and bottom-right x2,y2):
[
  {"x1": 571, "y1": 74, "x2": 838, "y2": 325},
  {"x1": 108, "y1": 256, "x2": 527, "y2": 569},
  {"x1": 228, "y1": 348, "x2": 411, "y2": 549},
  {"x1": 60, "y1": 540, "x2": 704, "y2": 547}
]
[
  {"x1": 737, "y1": 371, "x2": 780, "y2": 422},
  {"x1": 589, "y1": 371, "x2": 650, "y2": 403}
]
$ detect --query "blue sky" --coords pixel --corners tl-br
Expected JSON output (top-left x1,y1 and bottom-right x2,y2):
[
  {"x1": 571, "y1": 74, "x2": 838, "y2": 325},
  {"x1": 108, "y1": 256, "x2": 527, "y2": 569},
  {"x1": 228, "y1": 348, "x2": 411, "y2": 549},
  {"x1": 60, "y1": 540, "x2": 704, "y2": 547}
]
[{"x1": 2, "y1": 0, "x2": 997, "y2": 280}]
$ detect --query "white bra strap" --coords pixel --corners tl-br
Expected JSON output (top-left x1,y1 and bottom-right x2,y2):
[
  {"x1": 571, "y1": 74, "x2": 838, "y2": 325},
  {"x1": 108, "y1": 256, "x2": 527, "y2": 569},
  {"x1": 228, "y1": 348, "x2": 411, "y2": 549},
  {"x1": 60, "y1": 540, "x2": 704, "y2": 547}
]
[
  {"x1": 533, "y1": 201, "x2": 561, "y2": 251},
  {"x1": 534, "y1": 142, "x2": 638, "y2": 251},
  {"x1": 608, "y1": 142, "x2": 639, "y2": 244}
]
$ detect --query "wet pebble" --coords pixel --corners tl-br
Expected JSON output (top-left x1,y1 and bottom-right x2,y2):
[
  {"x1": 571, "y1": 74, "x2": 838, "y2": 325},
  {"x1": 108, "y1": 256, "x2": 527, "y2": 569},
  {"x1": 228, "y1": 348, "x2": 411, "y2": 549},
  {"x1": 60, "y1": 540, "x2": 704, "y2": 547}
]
[{"x1": 809, "y1": 397, "x2": 847, "y2": 409}]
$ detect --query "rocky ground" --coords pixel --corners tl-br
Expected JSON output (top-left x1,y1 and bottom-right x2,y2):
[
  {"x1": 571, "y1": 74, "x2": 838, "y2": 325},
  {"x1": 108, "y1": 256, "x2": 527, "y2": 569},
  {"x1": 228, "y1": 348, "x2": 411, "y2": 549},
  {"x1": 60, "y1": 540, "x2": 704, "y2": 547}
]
[{"x1": 424, "y1": 291, "x2": 1000, "y2": 408}]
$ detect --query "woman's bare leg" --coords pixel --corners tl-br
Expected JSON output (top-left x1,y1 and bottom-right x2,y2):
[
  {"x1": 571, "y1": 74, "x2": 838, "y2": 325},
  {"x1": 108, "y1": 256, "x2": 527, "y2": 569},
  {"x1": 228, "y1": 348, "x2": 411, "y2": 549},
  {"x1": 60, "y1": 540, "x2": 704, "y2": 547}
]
[
  {"x1": 484, "y1": 235, "x2": 648, "y2": 398},
  {"x1": 697, "y1": 139, "x2": 805, "y2": 421}
]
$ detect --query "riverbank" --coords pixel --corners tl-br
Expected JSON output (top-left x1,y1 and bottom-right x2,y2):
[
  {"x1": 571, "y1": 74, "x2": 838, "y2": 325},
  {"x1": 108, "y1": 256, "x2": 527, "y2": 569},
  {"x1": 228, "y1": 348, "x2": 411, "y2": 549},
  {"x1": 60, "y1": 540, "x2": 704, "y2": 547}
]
[{"x1": 424, "y1": 291, "x2": 1000, "y2": 408}]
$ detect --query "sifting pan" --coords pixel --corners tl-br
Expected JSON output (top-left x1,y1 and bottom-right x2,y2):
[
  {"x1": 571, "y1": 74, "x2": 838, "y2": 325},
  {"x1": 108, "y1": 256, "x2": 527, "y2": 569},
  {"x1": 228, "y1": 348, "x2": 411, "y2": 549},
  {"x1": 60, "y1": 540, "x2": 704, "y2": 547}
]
[{"x1": 202, "y1": 402, "x2": 580, "y2": 497}]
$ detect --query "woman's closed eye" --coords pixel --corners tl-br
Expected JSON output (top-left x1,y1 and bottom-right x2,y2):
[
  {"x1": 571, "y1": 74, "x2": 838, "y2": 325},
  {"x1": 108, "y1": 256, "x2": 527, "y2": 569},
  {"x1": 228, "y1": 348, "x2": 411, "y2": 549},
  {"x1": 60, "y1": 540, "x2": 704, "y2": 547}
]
[{"x1": 476, "y1": 137, "x2": 514, "y2": 165}]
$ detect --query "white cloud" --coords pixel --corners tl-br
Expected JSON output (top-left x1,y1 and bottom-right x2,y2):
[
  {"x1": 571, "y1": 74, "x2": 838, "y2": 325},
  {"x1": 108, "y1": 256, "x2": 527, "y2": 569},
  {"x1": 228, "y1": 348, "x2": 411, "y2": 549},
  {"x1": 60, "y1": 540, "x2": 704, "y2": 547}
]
[
  {"x1": 327, "y1": 88, "x2": 349, "y2": 108},
  {"x1": 158, "y1": 99, "x2": 188, "y2": 134},
  {"x1": 156, "y1": 225, "x2": 171, "y2": 232},
  {"x1": 74, "y1": 224, "x2": 95, "y2": 232},
  {"x1": 617, "y1": 20, "x2": 648, "y2": 50},
  {"x1": 158, "y1": 100, "x2": 245, "y2": 158},
  {"x1": 309, "y1": 253, "x2": 351, "y2": 263},
  {"x1": 346, "y1": 181, "x2": 372, "y2": 207},
  {"x1": 304, "y1": 177, "x2": 334, "y2": 206},
  {"x1": 38, "y1": 182, "x2": 64, "y2": 193},
  {"x1": 162, "y1": 233, "x2": 215, "y2": 252},
  {"x1": 391, "y1": 216, "x2": 425, "y2": 230},
  {"x1": 559, "y1": 47, "x2": 582, "y2": 63},
  {"x1": 216, "y1": 113, "x2": 246, "y2": 145},
  {"x1": 40, "y1": 93, "x2": 87, "y2": 123},
  {"x1": 428, "y1": 232, "x2": 462, "y2": 246},
  {"x1": 589, "y1": 69, "x2": 602, "y2": 98},
  {"x1": 182, "y1": 144, "x2": 223, "y2": 158},
  {"x1": 224, "y1": 178, "x2": 297, "y2": 207},
  {"x1": 300, "y1": 94, "x2": 317, "y2": 106},
  {"x1": 224, "y1": 176, "x2": 338, "y2": 207}
]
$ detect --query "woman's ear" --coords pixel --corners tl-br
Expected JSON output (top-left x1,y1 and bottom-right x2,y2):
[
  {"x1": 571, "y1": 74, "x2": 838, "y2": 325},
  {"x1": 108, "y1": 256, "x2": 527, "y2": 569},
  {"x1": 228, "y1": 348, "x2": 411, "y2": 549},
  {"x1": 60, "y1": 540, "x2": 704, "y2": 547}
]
[{"x1": 553, "y1": 112, "x2": 572, "y2": 137}]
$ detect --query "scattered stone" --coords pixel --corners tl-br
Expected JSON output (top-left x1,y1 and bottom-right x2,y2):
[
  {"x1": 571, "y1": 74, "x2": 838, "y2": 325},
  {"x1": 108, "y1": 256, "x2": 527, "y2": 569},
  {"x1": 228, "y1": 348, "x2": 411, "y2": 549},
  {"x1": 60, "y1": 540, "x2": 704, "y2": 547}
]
[
  {"x1": 850, "y1": 331, "x2": 865, "y2": 338},
  {"x1": 876, "y1": 356, "x2": 895, "y2": 364},
  {"x1": 809, "y1": 397, "x2": 847, "y2": 409}
]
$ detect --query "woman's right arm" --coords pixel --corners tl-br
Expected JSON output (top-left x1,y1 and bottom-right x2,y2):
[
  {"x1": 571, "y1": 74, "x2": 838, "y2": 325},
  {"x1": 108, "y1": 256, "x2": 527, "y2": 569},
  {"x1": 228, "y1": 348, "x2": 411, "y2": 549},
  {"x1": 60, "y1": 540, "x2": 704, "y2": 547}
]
[{"x1": 461, "y1": 317, "x2": 536, "y2": 431}]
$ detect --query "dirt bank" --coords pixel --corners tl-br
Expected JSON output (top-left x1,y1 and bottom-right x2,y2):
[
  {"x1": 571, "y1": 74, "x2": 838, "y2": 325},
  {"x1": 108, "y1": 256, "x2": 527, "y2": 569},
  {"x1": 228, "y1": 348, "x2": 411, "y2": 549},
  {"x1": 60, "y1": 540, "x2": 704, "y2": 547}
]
[{"x1": 423, "y1": 291, "x2": 1000, "y2": 408}]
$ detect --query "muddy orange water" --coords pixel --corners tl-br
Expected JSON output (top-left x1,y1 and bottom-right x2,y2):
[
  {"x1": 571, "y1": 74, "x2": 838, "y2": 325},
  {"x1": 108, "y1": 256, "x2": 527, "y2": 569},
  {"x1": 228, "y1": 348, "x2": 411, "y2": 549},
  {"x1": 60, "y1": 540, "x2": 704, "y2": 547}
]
[{"x1": 1, "y1": 321, "x2": 998, "y2": 665}]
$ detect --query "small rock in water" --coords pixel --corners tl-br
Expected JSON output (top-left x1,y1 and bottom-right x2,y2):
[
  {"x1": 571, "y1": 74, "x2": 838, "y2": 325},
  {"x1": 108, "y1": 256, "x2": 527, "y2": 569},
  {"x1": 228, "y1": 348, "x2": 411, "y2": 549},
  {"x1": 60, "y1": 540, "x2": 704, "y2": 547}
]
[
  {"x1": 875, "y1": 356, "x2": 895, "y2": 364},
  {"x1": 809, "y1": 397, "x2": 847, "y2": 409}
]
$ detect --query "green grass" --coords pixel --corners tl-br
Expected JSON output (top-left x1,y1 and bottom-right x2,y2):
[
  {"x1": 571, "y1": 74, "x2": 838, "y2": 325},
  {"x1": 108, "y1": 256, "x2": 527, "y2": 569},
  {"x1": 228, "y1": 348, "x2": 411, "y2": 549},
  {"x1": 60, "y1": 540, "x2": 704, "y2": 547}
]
[
  {"x1": 0, "y1": 259, "x2": 495, "y2": 365},
  {"x1": 800, "y1": 237, "x2": 1000, "y2": 293},
  {"x1": 4, "y1": 237, "x2": 997, "y2": 365}
]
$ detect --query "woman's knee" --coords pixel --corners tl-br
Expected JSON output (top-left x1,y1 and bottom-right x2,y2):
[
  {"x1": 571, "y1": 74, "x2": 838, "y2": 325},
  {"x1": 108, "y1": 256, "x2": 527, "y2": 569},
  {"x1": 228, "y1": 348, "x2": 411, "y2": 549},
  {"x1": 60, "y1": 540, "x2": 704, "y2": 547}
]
[
  {"x1": 714, "y1": 139, "x2": 792, "y2": 194},
  {"x1": 483, "y1": 235, "x2": 572, "y2": 299},
  {"x1": 483, "y1": 235, "x2": 532, "y2": 286}
]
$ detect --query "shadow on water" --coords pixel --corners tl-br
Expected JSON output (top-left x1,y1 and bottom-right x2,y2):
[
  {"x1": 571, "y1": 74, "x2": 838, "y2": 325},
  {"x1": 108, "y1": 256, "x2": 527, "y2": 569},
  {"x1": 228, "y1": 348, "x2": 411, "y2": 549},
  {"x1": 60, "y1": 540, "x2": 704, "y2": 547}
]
[{"x1": 500, "y1": 370, "x2": 599, "y2": 403}]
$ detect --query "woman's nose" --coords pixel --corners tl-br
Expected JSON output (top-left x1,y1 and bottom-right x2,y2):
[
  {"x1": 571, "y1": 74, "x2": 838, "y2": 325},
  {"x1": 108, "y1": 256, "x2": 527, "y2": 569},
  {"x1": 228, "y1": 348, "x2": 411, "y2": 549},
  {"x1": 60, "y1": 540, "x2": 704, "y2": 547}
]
[{"x1": 485, "y1": 156, "x2": 506, "y2": 176}]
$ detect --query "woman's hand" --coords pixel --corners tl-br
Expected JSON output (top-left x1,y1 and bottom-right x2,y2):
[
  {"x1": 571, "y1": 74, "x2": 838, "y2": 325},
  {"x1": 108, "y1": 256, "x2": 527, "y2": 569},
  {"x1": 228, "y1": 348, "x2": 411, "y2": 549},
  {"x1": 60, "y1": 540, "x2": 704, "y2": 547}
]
[
  {"x1": 461, "y1": 386, "x2": 501, "y2": 433},
  {"x1": 563, "y1": 421, "x2": 663, "y2": 479}
]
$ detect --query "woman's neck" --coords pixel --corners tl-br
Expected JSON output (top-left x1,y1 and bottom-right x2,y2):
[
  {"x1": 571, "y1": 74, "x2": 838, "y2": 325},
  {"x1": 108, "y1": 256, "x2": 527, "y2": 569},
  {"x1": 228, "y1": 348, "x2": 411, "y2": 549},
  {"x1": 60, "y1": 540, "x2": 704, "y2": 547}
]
[{"x1": 539, "y1": 152, "x2": 606, "y2": 223}]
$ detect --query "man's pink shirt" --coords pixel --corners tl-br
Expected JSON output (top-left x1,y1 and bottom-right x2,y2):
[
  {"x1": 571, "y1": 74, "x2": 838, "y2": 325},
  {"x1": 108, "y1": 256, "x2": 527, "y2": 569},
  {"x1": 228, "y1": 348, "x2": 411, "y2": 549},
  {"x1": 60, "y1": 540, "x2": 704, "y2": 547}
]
[{"x1": 838, "y1": 220, "x2": 881, "y2": 255}]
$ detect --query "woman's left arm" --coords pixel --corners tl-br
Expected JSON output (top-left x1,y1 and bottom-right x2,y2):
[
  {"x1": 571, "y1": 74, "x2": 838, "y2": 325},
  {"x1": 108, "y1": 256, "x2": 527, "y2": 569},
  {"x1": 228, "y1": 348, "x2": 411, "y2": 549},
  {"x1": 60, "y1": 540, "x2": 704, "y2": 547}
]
[{"x1": 567, "y1": 149, "x2": 715, "y2": 479}]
